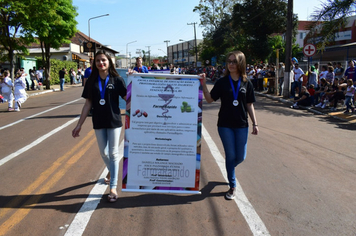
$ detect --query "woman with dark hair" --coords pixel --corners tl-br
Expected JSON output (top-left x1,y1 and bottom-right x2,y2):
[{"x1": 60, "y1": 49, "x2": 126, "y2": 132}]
[
  {"x1": 200, "y1": 51, "x2": 259, "y2": 200},
  {"x1": 72, "y1": 50, "x2": 127, "y2": 203}
]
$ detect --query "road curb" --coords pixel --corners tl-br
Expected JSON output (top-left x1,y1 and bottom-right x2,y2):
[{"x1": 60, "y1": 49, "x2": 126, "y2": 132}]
[{"x1": 255, "y1": 92, "x2": 351, "y2": 123}]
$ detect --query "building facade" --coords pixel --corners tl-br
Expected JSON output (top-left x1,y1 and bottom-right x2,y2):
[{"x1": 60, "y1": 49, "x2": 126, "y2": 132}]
[
  {"x1": 167, "y1": 39, "x2": 203, "y2": 67},
  {"x1": 304, "y1": 15, "x2": 356, "y2": 62}
]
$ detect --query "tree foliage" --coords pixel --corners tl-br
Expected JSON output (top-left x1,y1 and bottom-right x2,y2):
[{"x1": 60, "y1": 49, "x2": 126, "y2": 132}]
[
  {"x1": 27, "y1": 0, "x2": 78, "y2": 88},
  {"x1": 231, "y1": 0, "x2": 290, "y2": 62},
  {"x1": 0, "y1": 0, "x2": 34, "y2": 79},
  {"x1": 193, "y1": 0, "x2": 241, "y2": 35},
  {"x1": 195, "y1": 0, "x2": 300, "y2": 65},
  {"x1": 308, "y1": 0, "x2": 356, "y2": 50}
]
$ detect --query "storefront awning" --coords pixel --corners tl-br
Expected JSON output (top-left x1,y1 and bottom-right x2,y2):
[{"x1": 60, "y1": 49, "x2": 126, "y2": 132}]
[{"x1": 72, "y1": 52, "x2": 90, "y2": 61}]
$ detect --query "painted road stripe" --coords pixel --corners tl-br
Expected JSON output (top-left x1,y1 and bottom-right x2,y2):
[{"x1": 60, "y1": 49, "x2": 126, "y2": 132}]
[
  {"x1": 202, "y1": 124, "x2": 270, "y2": 236},
  {"x1": 0, "y1": 118, "x2": 79, "y2": 167},
  {"x1": 0, "y1": 133, "x2": 96, "y2": 235},
  {"x1": 0, "y1": 98, "x2": 83, "y2": 131},
  {"x1": 0, "y1": 130, "x2": 95, "y2": 220},
  {"x1": 64, "y1": 140, "x2": 124, "y2": 236}
]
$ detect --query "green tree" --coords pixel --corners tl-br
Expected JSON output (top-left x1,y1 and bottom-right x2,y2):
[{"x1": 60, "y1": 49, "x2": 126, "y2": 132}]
[
  {"x1": 193, "y1": 0, "x2": 241, "y2": 35},
  {"x1": 0, "y1": 0, "x2": 34, "y2": 79},
  {"x1": 231, "y1": 0, "x2": 290, "y2": 62},
  {"x1": 28, "y1": 0, "x2": 77, "y2": 89},
  {"x1": 308, "y1": 0, "x2": 356, "y2": 49}
]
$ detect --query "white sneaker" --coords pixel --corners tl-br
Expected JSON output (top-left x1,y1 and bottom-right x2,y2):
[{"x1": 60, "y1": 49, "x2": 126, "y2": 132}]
[
  {"x1": 321, "y1": 103, "x2": 326, "y2": 109},
  {"x1": 315, "y1": 103, "x2": 322, "y2": 108},
  {"x1": 14, "y1": 108, "x2": 20, "y2": 112},
  {"x1": 225, "y1": 188, "x2": 236, "y2": 200}
]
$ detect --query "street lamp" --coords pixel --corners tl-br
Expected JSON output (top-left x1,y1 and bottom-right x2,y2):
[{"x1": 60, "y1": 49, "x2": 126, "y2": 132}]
[
  {"x1": 187, "y1": 22, "x2": 198, "y2": 66},
  {"x1": 158, "y1": 49, "x2": 166, "y2": 55},
  {"x1": 88, "y1": 14, "x2": 109, "y2": 57},
  {"x1": 126, "y1": 40, "x2": 137, "y2": 69},
  {"x1": 164, "y1": 40, "x2": 170, "y2": 64}
]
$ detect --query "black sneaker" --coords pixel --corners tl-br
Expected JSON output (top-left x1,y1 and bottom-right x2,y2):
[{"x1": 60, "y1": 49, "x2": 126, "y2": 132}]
[{"x1": 225, "y1": 188, "x2": 236, "y2": 200}]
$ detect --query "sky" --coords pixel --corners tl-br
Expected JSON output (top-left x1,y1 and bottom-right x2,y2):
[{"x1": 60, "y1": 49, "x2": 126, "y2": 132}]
[{"x1": 72, "y1": 0, "x2": 324, "y2": 58}]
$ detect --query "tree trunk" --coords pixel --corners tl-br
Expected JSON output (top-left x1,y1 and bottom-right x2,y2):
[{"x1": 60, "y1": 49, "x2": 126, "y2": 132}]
[
  {"x1": 45, "y1": 43, "x2": 51, "y2": 89},
  {"x1": 8, "y1": 49, "x2": 15, "y2": 82}
]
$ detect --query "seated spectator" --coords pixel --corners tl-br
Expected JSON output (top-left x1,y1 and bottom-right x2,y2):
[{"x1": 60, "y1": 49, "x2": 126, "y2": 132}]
[
  {"x1": 308, "y1": 84, "x2": 315, "y2": 105},
  {"x1": 319, "y1": 65, "x2": 328, "y2": 81},
  {"x1": 315, "y1": 81, "x2": 332, "y2": 109},
  {"x1": 291, "y1": 86, "x2": 312, "y2": 108},
  {"x1": 314, "y1": 78, "x2": 329, "y2": 107},
  {"x1": 329, "y1": 78, "x2": 346, "y2": 111}
]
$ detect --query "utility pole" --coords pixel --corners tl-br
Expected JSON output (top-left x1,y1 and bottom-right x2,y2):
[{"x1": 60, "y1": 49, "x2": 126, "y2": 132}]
[
  {"x1": 187, "y1": 22, "x2": 198, "y2": 66},
  {"x1": 146, "y1": 46, "x2": 151, "y2": 66},
  {"x1": 164, "y1": 40, "x2": 170, "y2": 64},
  {"x1": 283, "y1": 0, "x2": 293, "y2": 98}
]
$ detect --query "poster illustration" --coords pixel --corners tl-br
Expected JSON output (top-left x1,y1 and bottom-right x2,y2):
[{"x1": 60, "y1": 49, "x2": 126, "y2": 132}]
[{"x1": 122, "y1": 73, "x2": 202, "y2": 194}]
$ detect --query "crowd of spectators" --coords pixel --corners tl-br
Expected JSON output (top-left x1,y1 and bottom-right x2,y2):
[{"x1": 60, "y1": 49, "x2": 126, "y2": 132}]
[
  {"x1": 291, "y1": 60, "x2": 356, "y2": 114},
  {"x1": 153, "y1": 59, "x2": 356, "y2": 114}
]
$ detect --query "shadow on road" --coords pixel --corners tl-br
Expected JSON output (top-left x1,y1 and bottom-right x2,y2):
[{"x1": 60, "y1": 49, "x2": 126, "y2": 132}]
[{"x1": 0, "y1": 181, "x2": 227, "y2": 212}]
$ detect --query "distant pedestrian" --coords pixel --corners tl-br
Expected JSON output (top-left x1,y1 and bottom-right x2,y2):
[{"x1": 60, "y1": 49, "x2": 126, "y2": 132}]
[
  {"x1": 0, "y1": 70, "x2": 14, "y2": 111},
  {"x1": 13, "y1": 71, "x2": 28, "y2": 111},
  {"x1": 83, "y1": 58, "x2": 93, "y2": 86},
  {"x1": 36, "y1": 67, "x2": 43, "y2": 83},
  {"x1": 133, "y1": 57, "x2": 148, "y2": 73},
  {"x1": 29, "y1": 69, "x2": 36, "y2": 90},
  {"x1": 199, "y1": 50, "x2": 259, "y2": 200},
  {"x1": 59, "y1": 68, "x2": 67, "y2": 91},
  {"x1": 344, "y1": 79, "x2": 355, "y2": 113},
  {"x1": 278, "y1": 62, "x2": 285, "y2": 96},
  {"x1": 70, "y1": 68, "x2": 76, "y2": 85},
  {"x1": 72, "y1": 50, "x2": 127, "y2": 203}
]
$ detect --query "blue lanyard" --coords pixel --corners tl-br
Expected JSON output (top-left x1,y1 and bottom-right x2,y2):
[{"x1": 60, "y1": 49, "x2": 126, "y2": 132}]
[
  {"x1": 229, "y1": 75, "x2": 241, "y2": 102},
  {"x1": 98, "y1": 74, "x2": 110, "y2": 100}
]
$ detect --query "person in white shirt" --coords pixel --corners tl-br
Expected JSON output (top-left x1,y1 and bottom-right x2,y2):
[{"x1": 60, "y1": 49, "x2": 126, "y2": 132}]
[
  {"x1": 291, "y1": 63, "x2": 304, "y2": 98},
  {"x1": 36, "y1": 67, "x2": 43, "y2": 83},
  {"x1": 0, "y1": 70, "x2": 14, "y2": 111}
]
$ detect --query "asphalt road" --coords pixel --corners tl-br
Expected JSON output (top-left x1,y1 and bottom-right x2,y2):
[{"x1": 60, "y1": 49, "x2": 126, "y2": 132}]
[{"x1": 0, "y1": 84, "x2": 355, "y2": 236}]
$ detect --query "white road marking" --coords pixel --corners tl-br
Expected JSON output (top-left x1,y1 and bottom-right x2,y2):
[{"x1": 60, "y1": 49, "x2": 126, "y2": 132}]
[
  {"x1": 202, "y1": 124, "x2": 270, "y2": 236},
  {"x1": 64, "y1": 141, "x2": 124, "y2": 236},
  {"x1": 0, "y1": 98, "x2": 83, "y2": 131},
  {"x1": 0, "y1": 118, "x2": 79, "y2": 167}
]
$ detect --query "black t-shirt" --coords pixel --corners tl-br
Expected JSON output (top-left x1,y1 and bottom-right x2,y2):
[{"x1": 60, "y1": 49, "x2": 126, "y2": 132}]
[
  {"x1": 59, "y1": 70, "x2": 66, "y2": 78},
  {"x1": 82, "y1": 75, "x2": 126, "y2": 129},
  {"x1": 210, "y1": 76, "x2": 256, "y2": 128}
]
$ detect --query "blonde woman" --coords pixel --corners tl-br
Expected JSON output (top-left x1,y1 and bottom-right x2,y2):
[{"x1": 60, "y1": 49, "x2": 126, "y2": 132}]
[{"x1": 200, "y1": 51, "x2": 259, "y2": 200}]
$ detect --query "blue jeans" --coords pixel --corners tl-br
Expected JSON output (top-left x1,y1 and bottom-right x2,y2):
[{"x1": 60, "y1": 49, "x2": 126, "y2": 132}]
[
  {"x1": 218, "y1": 127, "x2": 248, "y2": 188},
  {"x1": 345, "y1": 96, "x2": 353, "y2": 111},
  {"x1": 291, "y1": 81, "x2": 302, "y2": 97},
  {"x1": 95, "y1": 127, "x2": 122, "y2": 189},
  {"x1": 60, "y1": 78, "x2": 65, "y2": 91}
]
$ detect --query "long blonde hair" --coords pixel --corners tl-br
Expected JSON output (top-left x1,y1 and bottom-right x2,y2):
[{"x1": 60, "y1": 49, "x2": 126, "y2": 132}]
[{"x1": 224, "y1": 51, "x2": 247, "y2": 82}]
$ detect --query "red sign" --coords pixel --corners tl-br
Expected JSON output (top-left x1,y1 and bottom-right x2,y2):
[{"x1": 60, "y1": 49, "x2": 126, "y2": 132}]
[{"x1": 303, "y1": 44, "x2": 316, "y2": 57}]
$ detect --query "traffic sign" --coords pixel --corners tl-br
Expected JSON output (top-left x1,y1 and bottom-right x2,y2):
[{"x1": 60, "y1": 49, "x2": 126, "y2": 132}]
[{"x1": 303, "y1": 44, "x2": 316, "y2": 57}]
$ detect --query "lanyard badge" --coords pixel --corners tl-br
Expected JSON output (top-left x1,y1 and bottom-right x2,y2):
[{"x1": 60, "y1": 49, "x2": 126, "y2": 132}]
[
  {"x1": 98, "y1": 74, "x2": 109, "y2": 105},
  {"x1": 229, "y1": 75, "x2": 241, "y2": 106}
]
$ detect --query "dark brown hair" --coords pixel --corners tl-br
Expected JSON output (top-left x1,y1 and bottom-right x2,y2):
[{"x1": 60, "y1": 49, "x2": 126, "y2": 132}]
[{"x1": 86, "y1": 50, "x2": 119, "y2": 100}]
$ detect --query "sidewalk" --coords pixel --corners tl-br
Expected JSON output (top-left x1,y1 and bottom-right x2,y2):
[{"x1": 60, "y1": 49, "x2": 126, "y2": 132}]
[
  {"x1": 26, "y1": 83, "x2": 83, "y2": 97},
  {"x1": 255, "y1": 90, "x2": 356, "y2": 124}
]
